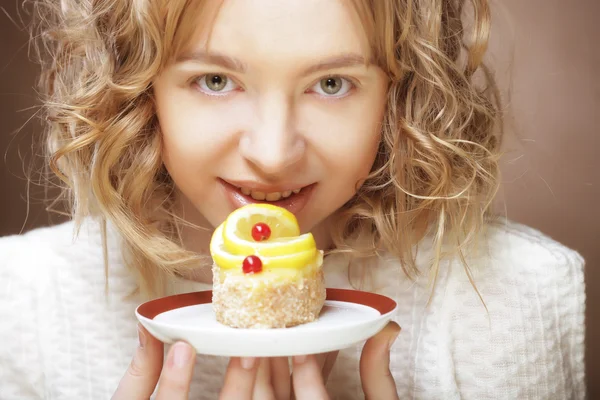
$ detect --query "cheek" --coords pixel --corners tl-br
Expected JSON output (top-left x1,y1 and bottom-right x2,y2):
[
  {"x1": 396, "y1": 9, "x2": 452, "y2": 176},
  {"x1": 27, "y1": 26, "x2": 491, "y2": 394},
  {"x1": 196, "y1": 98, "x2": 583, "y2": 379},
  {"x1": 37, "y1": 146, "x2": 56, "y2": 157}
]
[
  {"x1": 156, "y1": 96, "x2": 244, "y2": 176},
  {"x1": 337, "y1": 128, "x2": 380, "y2": 183},
  {"x1": 302, "y1": 101, "x2": 383, "y2": 179}
]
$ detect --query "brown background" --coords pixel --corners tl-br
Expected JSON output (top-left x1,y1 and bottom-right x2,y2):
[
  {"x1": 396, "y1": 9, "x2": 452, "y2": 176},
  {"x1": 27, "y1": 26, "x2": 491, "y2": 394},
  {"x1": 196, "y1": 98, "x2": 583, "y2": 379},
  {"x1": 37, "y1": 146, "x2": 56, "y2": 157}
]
[{"x1": 1, "y1": 0, "x2": 597, "y2": 397}]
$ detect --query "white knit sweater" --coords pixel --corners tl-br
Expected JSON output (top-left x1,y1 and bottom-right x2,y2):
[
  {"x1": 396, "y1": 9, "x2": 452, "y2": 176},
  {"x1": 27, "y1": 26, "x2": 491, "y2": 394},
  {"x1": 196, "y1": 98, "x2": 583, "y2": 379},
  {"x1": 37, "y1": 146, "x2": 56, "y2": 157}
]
[{"x1": 0, "y1": 219, "x2": 586, "y2": 399}]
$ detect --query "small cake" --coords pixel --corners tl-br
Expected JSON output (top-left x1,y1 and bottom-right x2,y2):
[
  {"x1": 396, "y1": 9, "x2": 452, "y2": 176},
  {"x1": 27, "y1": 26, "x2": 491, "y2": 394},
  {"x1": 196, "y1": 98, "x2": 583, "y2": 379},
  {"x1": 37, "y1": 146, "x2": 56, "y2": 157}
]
[{"x1": 209, "y1": 204, "x2": 326, "y2": 328}]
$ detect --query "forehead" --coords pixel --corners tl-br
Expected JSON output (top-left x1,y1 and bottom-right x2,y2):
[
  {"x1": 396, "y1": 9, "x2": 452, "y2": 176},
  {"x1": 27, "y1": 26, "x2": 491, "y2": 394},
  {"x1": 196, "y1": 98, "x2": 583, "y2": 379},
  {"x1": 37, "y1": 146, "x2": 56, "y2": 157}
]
[{"x1": 179, "y1": 0, "x2": 371, "y2": 66}]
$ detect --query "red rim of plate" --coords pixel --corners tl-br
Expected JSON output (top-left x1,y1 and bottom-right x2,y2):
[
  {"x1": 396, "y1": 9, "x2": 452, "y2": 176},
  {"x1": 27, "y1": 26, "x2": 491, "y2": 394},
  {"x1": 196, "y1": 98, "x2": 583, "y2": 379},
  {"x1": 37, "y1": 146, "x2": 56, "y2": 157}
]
[{"x1": 137, "y1": 288, "x2": 396, "y2": 320}]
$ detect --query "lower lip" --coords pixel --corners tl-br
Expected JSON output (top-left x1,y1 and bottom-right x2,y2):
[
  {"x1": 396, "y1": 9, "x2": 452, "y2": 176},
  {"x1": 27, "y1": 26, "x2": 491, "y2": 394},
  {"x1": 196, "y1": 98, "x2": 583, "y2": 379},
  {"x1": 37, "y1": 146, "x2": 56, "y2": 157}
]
[{"x1": 220, "y1": 180, "x2": 315, "y2": 216}]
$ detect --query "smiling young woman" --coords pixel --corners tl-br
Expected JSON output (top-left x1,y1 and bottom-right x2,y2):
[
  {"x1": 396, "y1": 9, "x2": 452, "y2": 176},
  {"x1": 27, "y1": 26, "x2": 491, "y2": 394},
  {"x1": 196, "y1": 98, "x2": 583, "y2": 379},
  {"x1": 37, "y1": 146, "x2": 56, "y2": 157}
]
[{"x1": 0, "y1": 0, "x2": 585, "y2": 399}]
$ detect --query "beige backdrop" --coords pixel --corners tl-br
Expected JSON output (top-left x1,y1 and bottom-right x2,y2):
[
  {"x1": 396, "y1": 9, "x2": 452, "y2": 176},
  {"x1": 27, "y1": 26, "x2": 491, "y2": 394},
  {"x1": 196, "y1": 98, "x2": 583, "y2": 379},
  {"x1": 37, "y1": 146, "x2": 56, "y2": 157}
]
[{"x1": 1, "y1": 0, "x2": 597, "y2": 397}]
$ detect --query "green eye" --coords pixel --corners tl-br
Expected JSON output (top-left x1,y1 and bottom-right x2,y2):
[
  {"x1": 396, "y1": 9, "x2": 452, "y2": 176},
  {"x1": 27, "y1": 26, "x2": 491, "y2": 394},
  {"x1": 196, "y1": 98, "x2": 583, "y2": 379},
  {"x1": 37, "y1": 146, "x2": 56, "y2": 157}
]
[
  {"x1": 195, "y1": 74, "x2": 240, "y2": 95},
  {"x1": 311, "y1": 76, "x2": 353, "y2": 97},
  {"x1": 205, "y1": 74, "x2": 228, "y2": 91},
  {"x1": 320, "y1": 77, "x2": 343, "y2": 95}
]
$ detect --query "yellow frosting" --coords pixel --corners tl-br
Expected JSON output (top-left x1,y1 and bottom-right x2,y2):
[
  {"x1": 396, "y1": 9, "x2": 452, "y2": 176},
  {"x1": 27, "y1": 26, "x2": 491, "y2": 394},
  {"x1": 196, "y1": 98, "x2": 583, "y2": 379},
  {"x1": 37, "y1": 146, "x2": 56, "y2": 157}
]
[{"x1": 210, "y1": 204, "x2": 322, "y2": 275}]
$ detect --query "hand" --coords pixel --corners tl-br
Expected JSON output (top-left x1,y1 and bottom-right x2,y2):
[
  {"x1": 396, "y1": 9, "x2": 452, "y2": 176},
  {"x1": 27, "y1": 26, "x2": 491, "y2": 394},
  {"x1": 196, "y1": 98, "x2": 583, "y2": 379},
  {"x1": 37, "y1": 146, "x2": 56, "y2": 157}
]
[
  {"x1": 112, "y1": 322, "x2": 400, "y2": 400},
  {"x1": 360, "y1": 321, "x2": 401, "y2": 400},
  {"x1": 220, "y1": 320, "x2": 400, "y2": 399},
  {"x1": 220, "y1": 353, "x2": 337, "y2": 400},
  {"x1": 112, "y1": 324, "x2": 336, "y2": 400},
  {"x1": 112, "y1": 324, "x2": 197, "y2": 400}
]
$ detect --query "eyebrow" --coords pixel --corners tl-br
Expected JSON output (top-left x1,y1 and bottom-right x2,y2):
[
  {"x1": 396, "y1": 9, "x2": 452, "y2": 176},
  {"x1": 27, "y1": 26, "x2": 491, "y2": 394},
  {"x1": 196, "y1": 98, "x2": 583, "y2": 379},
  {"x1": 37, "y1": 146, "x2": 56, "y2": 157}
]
[
  {"x1": 175, "y1": 51, "x2": 369, "y2": 75},
  {"x1": 302, "y1": 53, "x2": 368, "y2": 76},
  {"x1": 176, "y1": 51, "x2": 247, "y2": 73}
]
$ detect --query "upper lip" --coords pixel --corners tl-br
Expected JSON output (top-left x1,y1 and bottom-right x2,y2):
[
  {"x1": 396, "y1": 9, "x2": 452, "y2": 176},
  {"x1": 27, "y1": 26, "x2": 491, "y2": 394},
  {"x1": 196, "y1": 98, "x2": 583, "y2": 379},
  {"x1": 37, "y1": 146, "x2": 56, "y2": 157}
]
[{"x1": 221, "y1": 179, "x2": 311, "y2": 192}]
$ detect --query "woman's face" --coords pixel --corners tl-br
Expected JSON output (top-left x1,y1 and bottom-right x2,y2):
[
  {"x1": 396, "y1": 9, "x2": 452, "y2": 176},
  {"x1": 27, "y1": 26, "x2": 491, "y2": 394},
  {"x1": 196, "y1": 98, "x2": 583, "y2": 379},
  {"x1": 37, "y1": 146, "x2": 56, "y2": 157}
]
[{"x1": 153, "y1": 0, "x2": 388, "y2": 235}]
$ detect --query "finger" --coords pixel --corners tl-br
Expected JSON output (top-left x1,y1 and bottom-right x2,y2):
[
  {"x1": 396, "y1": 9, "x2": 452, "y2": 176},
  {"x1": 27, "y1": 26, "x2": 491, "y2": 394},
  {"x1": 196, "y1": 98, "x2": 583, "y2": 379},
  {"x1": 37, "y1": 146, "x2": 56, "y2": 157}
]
[
  {"x1": 219, "y1": 357, "x2": 259, "y2": 400},
  {"x1": 155, "y1": 342, "x2": 196, "y2": 400},
  {"x1": 315, "y1": 353, "x2": 327, "y2": 370},
  {"x1": 252, "y1": 358, "x2": 276, "y2": 399},
  {"x1": 292, "y1": 355, "x2": 329, "y2": 400},
  {"x1": 321, "y1": 351, "x2": 339, "y2": 384},
  {"x1": 270, "y1": 357, "x2": 291, "y2": 400},
  {"x1": 360, "y1": 321, "x2": 401, "y2": 400},
  {"x1": 112, "y1": 324, "x2": 164, "y2": 400},
  {"x1": 292, "y1": 353, "x2": 326, "y2": 400}
]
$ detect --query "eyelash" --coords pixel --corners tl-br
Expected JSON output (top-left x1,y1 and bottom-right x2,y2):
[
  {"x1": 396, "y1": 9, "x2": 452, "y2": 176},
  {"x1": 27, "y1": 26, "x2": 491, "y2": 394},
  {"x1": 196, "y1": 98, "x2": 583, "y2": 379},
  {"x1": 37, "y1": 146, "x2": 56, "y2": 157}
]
[
  {"x1": 192, "y1": 74, "x2": 242, "y2": 97},
  {"x1": 191, "y1": 74, "x2": 357, "y2": 99},
  {"x1": 308, "y1": 76, "x2": 356, "y2": 99}
]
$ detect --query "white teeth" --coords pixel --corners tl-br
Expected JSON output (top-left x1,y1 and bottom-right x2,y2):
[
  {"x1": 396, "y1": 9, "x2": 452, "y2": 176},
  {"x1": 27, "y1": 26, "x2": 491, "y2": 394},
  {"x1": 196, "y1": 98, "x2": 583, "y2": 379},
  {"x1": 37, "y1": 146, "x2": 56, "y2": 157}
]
[
  {"x1": 250, "y1": 191, "x2": 266, "y2": 200},
  {"x1": 239, "y1": 187, "x2": 303, "y2": 201},
  {"x1": 265, "y1": 192, "x2": 282, "y2": 201}
]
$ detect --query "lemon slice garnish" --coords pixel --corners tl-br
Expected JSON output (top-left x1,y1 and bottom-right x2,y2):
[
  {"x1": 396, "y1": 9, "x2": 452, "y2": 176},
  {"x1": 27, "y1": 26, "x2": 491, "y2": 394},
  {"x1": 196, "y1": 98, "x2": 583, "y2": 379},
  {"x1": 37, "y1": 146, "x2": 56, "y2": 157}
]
[
  {"x1": 222, "y1": 204, "x2": 316, "y2": 257},
  {"x1": 210, "y1": 224, "x2": 318, "y2": 270}
]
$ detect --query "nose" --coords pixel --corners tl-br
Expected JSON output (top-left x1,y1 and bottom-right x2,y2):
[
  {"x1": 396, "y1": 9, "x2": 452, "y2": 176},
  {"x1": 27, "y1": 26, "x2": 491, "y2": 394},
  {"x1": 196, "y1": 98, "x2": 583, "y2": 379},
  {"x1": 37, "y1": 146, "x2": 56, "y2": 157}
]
[{"x1": 239, "y1": 94, "x2": 305, "y2": 175}]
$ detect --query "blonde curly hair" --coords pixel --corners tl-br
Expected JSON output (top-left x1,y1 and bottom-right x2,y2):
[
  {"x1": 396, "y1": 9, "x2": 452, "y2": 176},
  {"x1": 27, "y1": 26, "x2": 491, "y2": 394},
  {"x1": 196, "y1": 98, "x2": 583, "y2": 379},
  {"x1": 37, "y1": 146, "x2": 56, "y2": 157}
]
[{"x1": 30, "y1": 0, "x2": 501, "y2": 297}]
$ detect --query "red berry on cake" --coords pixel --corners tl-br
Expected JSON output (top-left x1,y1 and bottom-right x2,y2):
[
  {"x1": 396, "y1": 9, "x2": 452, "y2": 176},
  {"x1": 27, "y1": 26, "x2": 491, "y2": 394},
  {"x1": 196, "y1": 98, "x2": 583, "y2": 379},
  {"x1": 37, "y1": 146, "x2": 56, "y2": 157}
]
[
  {"x1": 251, "y1": 222, "x2": 271, "y2": 241},
  {"x1": 242, "y1": 255, "x2": 263, "y2": 274}
]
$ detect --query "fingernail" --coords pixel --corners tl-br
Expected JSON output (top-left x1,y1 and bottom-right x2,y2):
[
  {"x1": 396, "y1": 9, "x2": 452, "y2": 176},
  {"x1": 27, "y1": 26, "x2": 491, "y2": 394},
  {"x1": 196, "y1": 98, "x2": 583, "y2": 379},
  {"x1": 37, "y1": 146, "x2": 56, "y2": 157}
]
[
  {"x1": 294, "y1": 355, "x2": 307, "y2": 364},
  {"x1": 137, "y1": 325, "x2": 146, "y2": 349},
  {"x1": 240, "y1": 357, "x2": 256, "y2": 369},
  {"x1": 388, "y1": 330, "x2": 400, "y2": 351},
  {"x1": 172, "y1": 342, "x2": 193, "y2": 368}
]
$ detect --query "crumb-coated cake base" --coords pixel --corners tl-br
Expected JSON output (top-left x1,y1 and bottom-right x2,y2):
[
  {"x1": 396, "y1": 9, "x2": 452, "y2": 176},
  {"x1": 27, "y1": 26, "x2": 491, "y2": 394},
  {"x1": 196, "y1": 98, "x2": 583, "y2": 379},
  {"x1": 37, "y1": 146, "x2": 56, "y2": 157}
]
[{"x1": 212, "y1": 265, "x2": 326, "y2": 329}]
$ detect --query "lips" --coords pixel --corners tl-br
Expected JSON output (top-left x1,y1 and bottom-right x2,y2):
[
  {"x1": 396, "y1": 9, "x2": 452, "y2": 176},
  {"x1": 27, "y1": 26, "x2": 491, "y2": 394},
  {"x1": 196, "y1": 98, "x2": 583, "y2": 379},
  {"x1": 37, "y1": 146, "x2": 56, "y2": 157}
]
[{"x1": 220, "y1": 179, "x2": 315, "y2": 215}]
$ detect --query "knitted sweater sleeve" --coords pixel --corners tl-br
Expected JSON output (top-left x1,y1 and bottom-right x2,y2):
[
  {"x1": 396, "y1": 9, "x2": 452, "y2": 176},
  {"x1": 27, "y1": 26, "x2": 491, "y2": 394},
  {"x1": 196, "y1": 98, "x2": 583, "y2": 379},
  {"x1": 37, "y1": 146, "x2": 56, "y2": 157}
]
[{"x1": 0, "y1": 232, "x2": 49, "y2": 399}]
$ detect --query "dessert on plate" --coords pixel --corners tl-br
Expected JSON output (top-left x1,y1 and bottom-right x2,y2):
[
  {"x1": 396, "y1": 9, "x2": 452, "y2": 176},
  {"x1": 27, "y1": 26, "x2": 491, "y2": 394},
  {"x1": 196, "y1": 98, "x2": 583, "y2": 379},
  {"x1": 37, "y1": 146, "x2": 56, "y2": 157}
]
[{"x1": 209, "y1": 204, "x2": 326, "y2": 328}]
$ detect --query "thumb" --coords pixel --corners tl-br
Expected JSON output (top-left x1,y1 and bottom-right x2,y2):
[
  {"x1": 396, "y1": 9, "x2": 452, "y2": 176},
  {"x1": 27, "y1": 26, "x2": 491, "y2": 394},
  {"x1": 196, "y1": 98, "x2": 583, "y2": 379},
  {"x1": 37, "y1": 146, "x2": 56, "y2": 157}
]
[
  {"x1": 359, "y1": 321, "x2": 400, "y2": 400},
  {"x1": 112, "y1": 324, "x2": 164, "y2": 400}
]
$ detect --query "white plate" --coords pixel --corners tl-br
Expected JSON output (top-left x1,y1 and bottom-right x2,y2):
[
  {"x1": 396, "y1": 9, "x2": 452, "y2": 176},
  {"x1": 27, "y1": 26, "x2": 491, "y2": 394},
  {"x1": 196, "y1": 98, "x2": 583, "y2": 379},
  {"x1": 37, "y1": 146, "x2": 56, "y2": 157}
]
[{"x1": 136, "y1": 288, "x2": 397, "y2": 357}]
